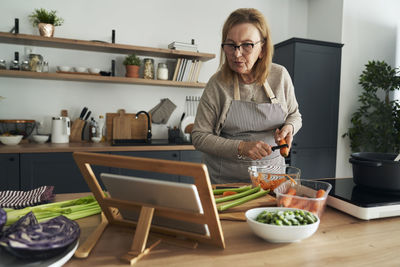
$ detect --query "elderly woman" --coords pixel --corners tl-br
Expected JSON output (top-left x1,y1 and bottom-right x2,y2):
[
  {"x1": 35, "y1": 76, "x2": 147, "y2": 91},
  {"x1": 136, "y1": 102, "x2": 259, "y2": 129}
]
[{"x1": 191, "y1": 8, "x2": 302, "y2": 184}]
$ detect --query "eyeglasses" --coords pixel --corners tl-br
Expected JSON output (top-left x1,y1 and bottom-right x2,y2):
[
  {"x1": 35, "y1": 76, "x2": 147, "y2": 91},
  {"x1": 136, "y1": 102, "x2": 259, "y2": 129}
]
[{"x1": 221, "y1": 40, "x2": 264, "y2": 54}]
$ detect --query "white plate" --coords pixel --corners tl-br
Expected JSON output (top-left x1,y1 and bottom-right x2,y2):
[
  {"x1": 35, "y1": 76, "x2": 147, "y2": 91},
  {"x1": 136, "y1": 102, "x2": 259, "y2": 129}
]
[{"x1": 0, "y1": 240, "x2": 78, "y2": 267}]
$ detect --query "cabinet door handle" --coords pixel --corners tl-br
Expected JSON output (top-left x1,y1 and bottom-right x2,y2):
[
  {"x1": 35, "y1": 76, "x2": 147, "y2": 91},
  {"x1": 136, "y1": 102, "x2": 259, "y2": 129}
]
[
  {"x1": 292, "y1": 142, "x2": 297, "y2": 147},
  {"x1": 172, "y1": 153, "x2": 178, "y2": 158},
  {"x1": 9, "y1": 157, "x2": 15, "y2": 162}
]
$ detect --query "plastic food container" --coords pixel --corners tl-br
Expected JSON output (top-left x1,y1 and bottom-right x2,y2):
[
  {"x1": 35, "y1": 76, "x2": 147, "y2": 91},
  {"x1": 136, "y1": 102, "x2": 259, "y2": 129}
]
[
  {"x1": 248, "y1": 165, "x2": 301, "y2": 188},
  {"x1": 274, "y1": 180, "x2": 332, "y2": 218}
]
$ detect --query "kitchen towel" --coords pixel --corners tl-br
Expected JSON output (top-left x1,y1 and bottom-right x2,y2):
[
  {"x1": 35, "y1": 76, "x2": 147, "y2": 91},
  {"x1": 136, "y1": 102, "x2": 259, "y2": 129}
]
[
  {"x1": 149, "y1": 98, "x2": 177, "y2": 124},
  {"x1": 0, "y1": 186, "x2": 55, "y2": 209}
]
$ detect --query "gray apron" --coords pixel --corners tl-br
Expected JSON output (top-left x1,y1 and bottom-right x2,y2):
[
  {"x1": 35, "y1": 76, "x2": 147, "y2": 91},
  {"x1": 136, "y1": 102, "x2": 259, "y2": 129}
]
[{"x1": 204, "y1": 75, "x2": 286, "y2": 184}]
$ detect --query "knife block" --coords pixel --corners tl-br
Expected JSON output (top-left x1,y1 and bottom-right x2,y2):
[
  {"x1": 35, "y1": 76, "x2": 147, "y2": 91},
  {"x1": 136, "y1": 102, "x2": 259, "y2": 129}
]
[{"x1": 70, "y1": 119, "x2": 85, "y2": 142}]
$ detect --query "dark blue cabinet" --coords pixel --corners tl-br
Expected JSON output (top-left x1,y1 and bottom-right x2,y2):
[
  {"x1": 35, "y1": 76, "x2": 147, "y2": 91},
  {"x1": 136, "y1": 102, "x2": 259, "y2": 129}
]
[
  {"x1": 20, "y1": 152, "x2": 109, "y2": 194},
  {"x1": 274, "y1": 38, "x2": 343, "y2": 179},
  {"x1": 1, "y1": 149, "x2": 201, "y2": 193},
  {"x1": 0, "y1": 153, "x2": 19, "y2": 190}
]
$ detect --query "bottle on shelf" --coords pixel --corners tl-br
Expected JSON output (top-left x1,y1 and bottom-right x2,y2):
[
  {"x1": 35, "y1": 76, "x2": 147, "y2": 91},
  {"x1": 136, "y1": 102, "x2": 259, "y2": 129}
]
[
  {"x1": 97, "y1": 115, "x2": 105, "y2": 142},
  {"x1": 89, "y1": 117, "x2": 97, "y2": 139}
]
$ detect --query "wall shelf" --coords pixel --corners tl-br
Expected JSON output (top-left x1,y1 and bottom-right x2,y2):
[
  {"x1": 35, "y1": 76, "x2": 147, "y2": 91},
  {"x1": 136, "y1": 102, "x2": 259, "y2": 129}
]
[
  {"x1": 0, "y1": 32, "x2": 215, "y2": 61},
  {"x1": 0, "y1": 32, "x2": 215, "y2": 88},
  {"x1": 0, "y1": 69, "x2": 206, "y2": 88}
]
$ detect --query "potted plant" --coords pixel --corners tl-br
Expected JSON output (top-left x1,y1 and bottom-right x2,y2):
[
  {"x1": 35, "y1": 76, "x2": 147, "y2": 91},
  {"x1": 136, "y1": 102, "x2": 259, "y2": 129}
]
[
  {"x1": 29, "y1": 8, "x2": 64, "y2": 37},
  {"x1": 343, "y1": 60, "x2": 400, "y2": 152},
  {"x1": 123, "y1": 54, "x2": 141, "y2": 78}
]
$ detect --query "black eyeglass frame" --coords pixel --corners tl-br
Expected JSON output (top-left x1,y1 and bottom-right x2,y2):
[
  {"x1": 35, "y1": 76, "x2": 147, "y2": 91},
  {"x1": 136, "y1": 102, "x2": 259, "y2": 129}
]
[{"x1": 221, "y1": 39, "x2": 265, "y2": 53}]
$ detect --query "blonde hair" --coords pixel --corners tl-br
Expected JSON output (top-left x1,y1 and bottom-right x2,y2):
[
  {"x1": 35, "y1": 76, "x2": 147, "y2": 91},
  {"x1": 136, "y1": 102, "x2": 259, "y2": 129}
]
[{"x1": 219, "y1": 8, "x2": 273, "y2": 85}]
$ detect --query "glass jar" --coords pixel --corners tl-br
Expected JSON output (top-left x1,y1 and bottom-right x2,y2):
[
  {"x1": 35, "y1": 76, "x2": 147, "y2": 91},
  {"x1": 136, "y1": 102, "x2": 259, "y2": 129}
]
[
  {"x1": 42, "y1": 61, "x2": 49, "y2": 72},
  {"x1": 143, "y1": 58, "x2": 154, "y2": 79},
  {"x1": 157, "y1": 63, "x2": 168, "y2": 80},
  {"x1": 21, "y1": 60, "x2": 30, "y2": 71},
  {"x1": 0, "y1": 60, "x2": 6, "y2": 70},
  {"x1": 10, "y1": 60, "x2": 20, "y2": 70},
  {"x1": 28, "y1": 53, "x2": 43, "y2": 72}
]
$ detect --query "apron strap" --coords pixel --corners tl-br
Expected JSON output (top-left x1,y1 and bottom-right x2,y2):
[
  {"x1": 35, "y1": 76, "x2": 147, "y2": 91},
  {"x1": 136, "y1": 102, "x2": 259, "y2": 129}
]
[{"x1": 233, "y1": 74, "x2": 279, "y2": 103}]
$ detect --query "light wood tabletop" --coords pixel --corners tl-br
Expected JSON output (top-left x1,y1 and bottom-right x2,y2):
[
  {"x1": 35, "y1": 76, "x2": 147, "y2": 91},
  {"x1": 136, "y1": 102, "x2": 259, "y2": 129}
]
[{"x1": 59, "y1": 193, "x2": 400, "y2": 267}]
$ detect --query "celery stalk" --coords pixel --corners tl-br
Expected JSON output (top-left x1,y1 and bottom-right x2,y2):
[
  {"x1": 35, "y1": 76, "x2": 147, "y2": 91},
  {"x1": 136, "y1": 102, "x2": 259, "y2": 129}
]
[
  {"x1": 217, "y1": 189, "x2": 269, "y2": 212},
  {"x1": 5, "y1": 195, "x2": 101, "y2": 226},
  {"x1": 213, "y1": 185, "x2": 252, "y2": 195},
  {"x1": 215, "y1": 186, "x2": 260, "y2": 204}
]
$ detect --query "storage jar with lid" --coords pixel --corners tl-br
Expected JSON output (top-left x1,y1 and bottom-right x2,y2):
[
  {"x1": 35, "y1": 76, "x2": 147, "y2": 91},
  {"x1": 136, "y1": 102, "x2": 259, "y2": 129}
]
[
  {"x1": 157, "y1": 63, "x2": 169, "y2": 80},
  {"x1": 10, "y1": 60, "x2": 20, "y2": 70},
  {"x1": 28, "y1": 54, "x2": 43, "y2": 72},
  {"x1": 21, "y1": 61, "x2": 30, "y2": 71},
  {"x1": 0, "y1": 60, "x2": 6, "y2": 70},
  {"x1": 143, "y1": 58, "x2": 154, "y2": 79}
]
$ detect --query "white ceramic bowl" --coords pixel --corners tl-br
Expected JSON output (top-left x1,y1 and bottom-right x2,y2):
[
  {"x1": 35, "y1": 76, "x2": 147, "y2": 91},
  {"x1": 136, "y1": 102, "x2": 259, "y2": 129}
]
[
  {"x1": 0, "y1": 135, "x2": 23, "y2": 145},
  {"x1": 91, "y1": 137, "x2": 101, "y2": 143},
  {"x1": 57, "y1": 66, "x2": 72, "y2": 72},
  {"x1": 88, "y1": 68, "x2": 100, "y2": 74},
  {"x1": 74, "y1": 67, "x2": 87, "y2": 73},
  {"x1": 32, "y1": 134, "x2": 49, "y2": 144},
  {"x1": 245, "y1": 207, "x2": 320, "y2": 243}
]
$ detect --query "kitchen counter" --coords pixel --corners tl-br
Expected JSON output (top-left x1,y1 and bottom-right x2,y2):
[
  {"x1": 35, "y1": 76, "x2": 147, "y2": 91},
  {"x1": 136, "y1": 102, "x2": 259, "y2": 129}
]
[
  {"x1": 61, "y1": 193, "x2": 400, "y2": 267},
  {"x1": 0, "y1": 140, "x2": 195, "y2": 154}
]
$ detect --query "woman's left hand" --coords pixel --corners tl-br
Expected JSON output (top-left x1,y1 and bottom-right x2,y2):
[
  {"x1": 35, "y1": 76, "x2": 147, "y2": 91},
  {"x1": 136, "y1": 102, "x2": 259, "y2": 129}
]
[{"x1": 275, "y1": 125, "x2": 293, "y2": 149}]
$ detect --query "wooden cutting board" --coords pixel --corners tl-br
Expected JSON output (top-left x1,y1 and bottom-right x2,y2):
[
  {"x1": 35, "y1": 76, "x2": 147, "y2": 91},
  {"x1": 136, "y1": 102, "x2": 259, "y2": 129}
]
[
  {"x1": 214, "y1": 183, "x2": 277, "y2": 221},
  {"x1": 112, "y1": 109, "x2": 132, "y2": 140},
  {"x1": 106, "y1": 110, "x2": 150, "y2": 141}
]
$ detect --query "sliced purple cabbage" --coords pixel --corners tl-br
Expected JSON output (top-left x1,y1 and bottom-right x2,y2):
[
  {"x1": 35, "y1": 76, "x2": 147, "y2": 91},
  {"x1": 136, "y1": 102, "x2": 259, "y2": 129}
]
[
  {"x1": 0, "y1": 215, "x2": 80, "y2": 260},
  {"x1": 0, "y1": 208, "x2": 6, "y2": 232},
  {"x1": 1, "y1": 211, "x2": 37, "y2": 238}
]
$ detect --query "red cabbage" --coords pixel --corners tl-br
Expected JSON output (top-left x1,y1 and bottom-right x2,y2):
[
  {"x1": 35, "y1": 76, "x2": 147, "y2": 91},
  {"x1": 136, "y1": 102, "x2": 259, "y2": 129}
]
[
  {"x1": 0, "y1": 208, "x2": 6, "y2": 232},
  {"x1": 0, "y1": 215, "x2": 80, "y2": 260},
  {"x1": 1, "y1": 211, "x2": 37, "y2": 239}
]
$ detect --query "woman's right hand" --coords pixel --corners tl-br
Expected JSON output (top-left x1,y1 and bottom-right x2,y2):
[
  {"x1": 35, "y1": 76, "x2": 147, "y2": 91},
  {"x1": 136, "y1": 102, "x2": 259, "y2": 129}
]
[{"x1": 238, "y1": 141, "x2": 272, "y2": 160}]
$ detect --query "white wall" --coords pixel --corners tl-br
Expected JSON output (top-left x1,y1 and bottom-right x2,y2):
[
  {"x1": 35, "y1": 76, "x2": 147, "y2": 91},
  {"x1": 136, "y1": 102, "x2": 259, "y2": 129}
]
[
  {"x1": 307, "y1": 0, "x2": 343, "y2": 42},
  {"x1": 336, "y1": 0, "x2": 400, "y2": 177},
  {"x1": 0, "y1": 0, "x2": 308, "y2": 137}
]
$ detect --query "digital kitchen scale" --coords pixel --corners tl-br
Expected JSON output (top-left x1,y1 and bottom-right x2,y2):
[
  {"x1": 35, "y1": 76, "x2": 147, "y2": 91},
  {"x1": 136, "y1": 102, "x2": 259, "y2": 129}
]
[{"x1": 319, "y1": 178, "x2": 400, "y2": 220}]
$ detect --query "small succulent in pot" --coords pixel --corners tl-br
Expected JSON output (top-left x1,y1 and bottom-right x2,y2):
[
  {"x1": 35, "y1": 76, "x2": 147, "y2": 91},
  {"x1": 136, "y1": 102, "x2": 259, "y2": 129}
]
[
  {"x1": 123, "y1": 54, "x2": 141, "y2": 78},
  {"x1": 123, "y1": 54, "x2": 141, "y2": 66},
  {"x1": 29, "y1": 8, "x2": 64, "y2": 37}
]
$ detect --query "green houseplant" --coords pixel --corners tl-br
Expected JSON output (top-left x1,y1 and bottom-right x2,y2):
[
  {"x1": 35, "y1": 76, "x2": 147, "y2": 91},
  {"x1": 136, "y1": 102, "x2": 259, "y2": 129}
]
[
  {"x1": 343, "y1": 60, "x2": 400, "y2": 153},
  {"x1": 29, "y1": 8, "x2": 64, "y2": 37},
  {"x1": 123, "y1": 54, "x2": 141, "y2": 78}
]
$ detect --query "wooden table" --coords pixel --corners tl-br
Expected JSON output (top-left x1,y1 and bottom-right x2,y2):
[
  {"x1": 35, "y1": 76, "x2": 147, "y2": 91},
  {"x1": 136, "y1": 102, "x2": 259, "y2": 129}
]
[{"x1": 58, "y1": 193, "x2": 400, "y2": 266}]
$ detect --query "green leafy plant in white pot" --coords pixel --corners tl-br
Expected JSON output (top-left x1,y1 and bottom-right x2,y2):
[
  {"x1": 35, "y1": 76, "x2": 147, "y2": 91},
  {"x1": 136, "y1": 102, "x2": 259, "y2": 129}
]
[
  {"x1": 29, "y1": 8, "x2": 64, "y2": 37},
  {"x1": 123, "y1": 54, "x2": 141, "y2": 78}
]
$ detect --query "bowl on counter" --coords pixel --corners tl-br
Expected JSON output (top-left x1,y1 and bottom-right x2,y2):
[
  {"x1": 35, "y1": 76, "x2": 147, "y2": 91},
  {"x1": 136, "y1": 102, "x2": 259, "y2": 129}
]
[
  {"x1": 32, "y1": 134, "x2": 49, "y2": 144},
  {"x1": 91, "y1": 136, "x2": 101, "y2": 143},
  {"x1": 74, "y1": 67, "x2": 87, "y2": 73},
  {"x1": 0, "y1": 135, "x2": 23, "y2": 145},
  {"x1": 274, "y1": 179, "x2": 332, "y2": 218},
  {"x1": 57, "y1": 66, "x2": 72, "y2": 72},
  {"x1": 248, "y1": 165, "x2": 301, "y2": 190},
  {"x1": 245, "y1": 207, "x2": 320, "y2": 243},
  {"x1": 88, "y1": 68, "x2": 100, "y2": 74},
  {"x1": 0, "y1": 119, "x2": 36, "y2": 138}
]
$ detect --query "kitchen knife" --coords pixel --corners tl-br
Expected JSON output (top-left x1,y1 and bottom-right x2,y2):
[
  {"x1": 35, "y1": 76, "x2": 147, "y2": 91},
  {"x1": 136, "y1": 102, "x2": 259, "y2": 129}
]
[
  {"x1": 271, "y1": 144, "x2": 289, "y2": 151},
  {"x1": 84, "y1": 111, "x2": 91, "y2": 121},
  {"x1": 79, "y1": 107, "x2": 88, "y2": 120}
]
